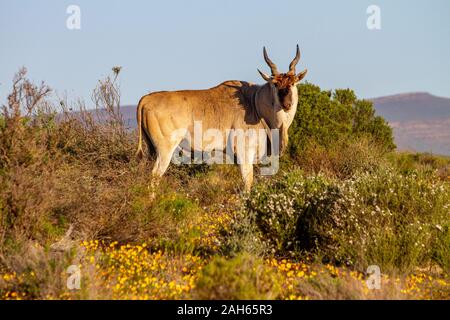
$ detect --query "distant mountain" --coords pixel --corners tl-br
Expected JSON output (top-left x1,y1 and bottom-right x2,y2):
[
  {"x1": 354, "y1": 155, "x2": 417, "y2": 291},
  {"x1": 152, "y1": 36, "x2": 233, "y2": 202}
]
[
  {"x1": 120, "y1": 105, "x2": 137, "y2": 129},
  {"x1": 370, "y1": 92, "x2": 450, "y2": 155},
  {"x1": 371, "y1": 92, "x2": 450, "y2": 122},
  {"x1": 118, "y1": 91, "x2": 450, "y2": 155}
]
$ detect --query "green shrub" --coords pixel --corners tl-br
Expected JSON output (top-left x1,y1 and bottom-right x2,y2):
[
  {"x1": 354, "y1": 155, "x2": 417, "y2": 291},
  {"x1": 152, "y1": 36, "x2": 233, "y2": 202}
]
[
  {"x1": 389, "y1": 152, "x2": 450, "y2": 181},
  {"x1": 152, "y1": 193, "x2": 199, "y2": 221},
  {"x1": 193, "y1": 253, "x2": 281, "y2": 299},
  {"x1": 247, "y1": 168, "x2": 450, "y2": 272},
  {"x1": 434, "y1": 222, "x2": 450, "y2": 272},
  {"x1": 288, "y1": 83, "x2": 395, "y2": 160},
  {"x1": 129, "y1": 184, "x2": 201, "y2": 242},
  {"x1": 249, "y1": 172, "x2": 339, "y2": 254},
  {"x1": 220, "y1": 209, "x2": 267, "y2": 257}
]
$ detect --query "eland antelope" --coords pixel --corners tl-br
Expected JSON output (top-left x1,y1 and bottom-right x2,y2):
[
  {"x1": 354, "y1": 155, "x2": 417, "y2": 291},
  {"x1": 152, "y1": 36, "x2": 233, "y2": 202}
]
[{"x1": 136, "y1": 46, "x2": 307, "y2": 191}]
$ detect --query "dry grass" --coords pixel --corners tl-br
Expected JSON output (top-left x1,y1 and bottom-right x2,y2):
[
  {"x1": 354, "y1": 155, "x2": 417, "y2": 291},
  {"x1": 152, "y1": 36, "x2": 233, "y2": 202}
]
[{"x1": 289, "y1": 137, "x2": 388, "y2": 179}]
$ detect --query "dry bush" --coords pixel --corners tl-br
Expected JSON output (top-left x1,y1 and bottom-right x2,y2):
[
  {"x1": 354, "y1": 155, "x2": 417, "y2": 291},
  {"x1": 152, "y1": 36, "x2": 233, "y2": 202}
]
[
  {"x1": 0, "y1": 68, "x2": 59, "y2": 248},
  {"x1": 290, "y1": 137, "x2": 388, "y2": 179},
  {"x1": 0, "y1": 67, "x2": 187, "y2": 260},
  {"x1": 56, "y1": 68, "x2": 133, "y2": 165}
]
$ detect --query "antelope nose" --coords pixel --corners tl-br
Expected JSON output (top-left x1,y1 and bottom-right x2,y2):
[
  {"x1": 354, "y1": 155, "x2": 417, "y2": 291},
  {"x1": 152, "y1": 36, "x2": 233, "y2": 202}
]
[{"x1": 283, "y1": 102, "x2": 291, "y2": 111}]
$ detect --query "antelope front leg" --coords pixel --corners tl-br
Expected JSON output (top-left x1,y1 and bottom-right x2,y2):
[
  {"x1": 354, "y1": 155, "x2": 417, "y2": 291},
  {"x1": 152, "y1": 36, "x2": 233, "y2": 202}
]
[
  {"x1": 237, "y1": 140, "x2": 256, "y2": 192},
  {"x1": 240, "y1": 163, "x2": 254, "y2": 192}
]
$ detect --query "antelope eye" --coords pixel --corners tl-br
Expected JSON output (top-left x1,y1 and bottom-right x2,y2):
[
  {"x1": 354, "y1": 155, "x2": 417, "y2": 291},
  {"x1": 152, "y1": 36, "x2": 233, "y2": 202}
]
[{"x1": 279, "y1": 88, "x2": 289, "y2": 96}]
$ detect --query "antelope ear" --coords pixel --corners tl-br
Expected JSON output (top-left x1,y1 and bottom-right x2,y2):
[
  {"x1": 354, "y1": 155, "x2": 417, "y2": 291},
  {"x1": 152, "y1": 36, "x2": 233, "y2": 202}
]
[
  {"x1": 296, "y1": 69, "x2": 308, "y2": 83},
  {"x1": 257, "y1": 69, "x2": 271, "y2": 82}
]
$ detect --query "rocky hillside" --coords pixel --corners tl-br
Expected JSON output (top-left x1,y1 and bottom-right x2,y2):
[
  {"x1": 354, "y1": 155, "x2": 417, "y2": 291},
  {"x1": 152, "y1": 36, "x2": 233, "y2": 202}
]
[{"x1": 370, "y1": 92, "x2": 450, "y2": 155}]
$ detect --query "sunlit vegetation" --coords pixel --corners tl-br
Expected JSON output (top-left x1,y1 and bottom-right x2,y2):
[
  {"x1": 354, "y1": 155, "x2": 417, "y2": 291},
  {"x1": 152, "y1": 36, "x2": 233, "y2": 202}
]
[{"x1": 0, "y1": 69, "x2": 449, "y2": 300}]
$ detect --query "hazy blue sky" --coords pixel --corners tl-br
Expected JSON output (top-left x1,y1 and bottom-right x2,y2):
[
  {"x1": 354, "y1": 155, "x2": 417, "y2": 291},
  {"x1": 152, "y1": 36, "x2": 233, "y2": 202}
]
[{"x1": 1, "y1": 0, "x2": 449, "y2": 105}]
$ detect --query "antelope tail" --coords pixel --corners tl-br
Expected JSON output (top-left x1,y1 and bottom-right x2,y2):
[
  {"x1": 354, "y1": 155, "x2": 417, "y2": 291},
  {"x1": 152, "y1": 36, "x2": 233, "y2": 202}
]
[{"x1": 135, "y1": 97, "x2": 145, "y2": 160}]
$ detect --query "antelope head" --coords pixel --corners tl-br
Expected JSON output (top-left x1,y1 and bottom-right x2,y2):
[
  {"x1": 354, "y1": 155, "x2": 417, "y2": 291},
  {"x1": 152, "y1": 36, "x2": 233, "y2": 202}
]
[{"x1": 258, "y1": 45, "x2": 307, "y2": 111}]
